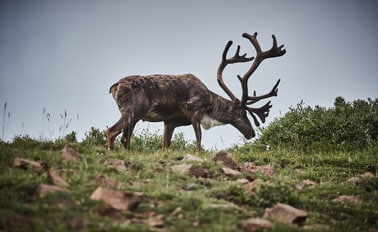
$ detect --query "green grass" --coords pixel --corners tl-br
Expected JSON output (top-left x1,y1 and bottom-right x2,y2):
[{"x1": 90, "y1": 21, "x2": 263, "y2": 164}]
[{"x1": 0, "y1": 137, "x2": 377, "y2": 231}]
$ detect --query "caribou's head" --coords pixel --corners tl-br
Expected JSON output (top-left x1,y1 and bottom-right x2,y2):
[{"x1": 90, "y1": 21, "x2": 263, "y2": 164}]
[{"x1": 216, "y1": 32, "x2": 286, "y2": 139}]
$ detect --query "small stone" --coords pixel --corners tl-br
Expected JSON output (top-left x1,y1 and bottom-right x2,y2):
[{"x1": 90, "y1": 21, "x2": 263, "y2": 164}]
[
  {"x1": 235, "y1": 178, "x2": 250, "y2": 184},
  {"x1": 243, "y1": 178, "x2": 263, "y2": 193},
  {"x1": 171, "y1": 206, "x2": 183, "y2": 215},
  {"x1": 241, "y1": 163, "x2": 275, "y2": 177},
  {"x1": 36, "y1": 184, "x2": 69, "y2": 198},
  {"x1": 360, "y1": 172, "x2": 374, "y2": 178},
  {"x1": 48, "y1": 169, "x2": 69, "y2": 188},
  {"x1": 147, "y1": 212, "x2": 164, "y2": 228},
  {"x1": 90, "y1": 187, "x2": 143, "y2": 211},
  {"x1": 347, "y1": 176, "x2": 361, "y2": 185},
  {"x1": 221, "y1": 167, "x2": 241, "y2": 177},
  {"x1": 13, "y1": 157, "x2": 46, "y2": 174},
  {"x1": 61, "y1": 145, "x2": 81, "y2": 162},
  {"x1": 68, "y1": 215, "x2": 85, "y2": 230},
  {"x1": 102, "y1": 158, "x2": 127, "y2": 173},
  {"x1": 92, "y1": 175, "x2": 121, "y2": 188},
  {"x1": 262, "y1": 165, "x2": 275, "y2": 177},
  {"x1": 332, "y1": 195, "x2": 359, "y2": 203},
  {"x1": 294, "y1": 169, "x2": 306, "y2": 175},
  {"x1": 212, "y1": 150, "x2": 239, "y2": 170},
  {"x1": 183, "y1": 154, "x2": 204, "y2": 162},
  {"x1": 171, "y1": 164, "x2": 208, "y2": 178},
  {"x1": 239, "y1": 218, "x2": 273, "y2": 232},
  {"x1": 264, "y1": 203, "x2": 308, "y2": 224},
  {"x1": 347, "y1": 172, "x2": 375, "y2": 185},
  {"x1": 241, "y1": 162, "x2": 259, "y2": 174},
  {"x1": 296, "y1": 179, "x2": 316, "y2": 191}
]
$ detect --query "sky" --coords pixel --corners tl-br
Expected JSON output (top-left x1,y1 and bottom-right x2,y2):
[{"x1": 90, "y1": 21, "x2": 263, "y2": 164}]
[{"x1": 1, "y1": 0, "x2": 377, "y2": 149}]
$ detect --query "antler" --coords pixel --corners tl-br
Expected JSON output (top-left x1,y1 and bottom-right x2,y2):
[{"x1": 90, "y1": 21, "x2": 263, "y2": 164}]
[
  {"x1": 217, "y1": 32, "x2": 286, "y2": 126},
  {"x1": 217, "y1": 40, "x2": 254, "y2": 104},
  {"x1": 239, "y1": 32, "x2": 286, "y2": 106}
]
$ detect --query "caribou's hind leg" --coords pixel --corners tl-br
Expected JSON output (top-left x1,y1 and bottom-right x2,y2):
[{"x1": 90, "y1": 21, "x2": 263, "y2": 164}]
[
  {"x1": 120, "y1": 119, "x2": 138, "y2": 150},
  {"x1": 107, "y1": 116, "x2": 126, "y2": 150}
]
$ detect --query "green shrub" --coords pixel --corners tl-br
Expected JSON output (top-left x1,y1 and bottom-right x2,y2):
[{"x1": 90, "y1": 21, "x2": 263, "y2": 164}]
[
  {"x1": 81, "y1": 127, "x2": 107, "y2": 146},
  {"x1": 256, "y1": 97, "x2": 377, "y2": 152}
]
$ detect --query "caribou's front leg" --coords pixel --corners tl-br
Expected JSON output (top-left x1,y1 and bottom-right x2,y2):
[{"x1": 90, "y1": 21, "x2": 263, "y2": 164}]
[
  {"x1": 191, "y1": 112, "x2": 203, "y2": 151},
  {"x1": 163, "y1": 123, "x2": 176, "y2": 149}
]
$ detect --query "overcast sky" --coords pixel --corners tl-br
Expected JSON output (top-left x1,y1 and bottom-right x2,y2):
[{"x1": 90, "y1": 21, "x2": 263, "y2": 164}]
[{"x1": 1, "y1": 0, "x2": 377, "y2": 149}]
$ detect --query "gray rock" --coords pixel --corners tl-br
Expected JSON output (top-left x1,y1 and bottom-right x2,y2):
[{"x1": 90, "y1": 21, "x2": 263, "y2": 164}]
[
  {"x1": 171, "y1": 164, "x2": 208, "y2": 178},
  {"x1": 221, "y1": 167, "x2": 241, "y2": 177},
  {"x1": 182, "y1": 154, "x2": 204, "y2": 162},
  {"x1": 264, "y1": 203, "x2": 308, "y2": 224},
  {"x1": 239, "y1": 218, "x2": 273, "y2": 232},
  {"x1": 332, "y1": 195, "x2": 359, "y2": 203},
  {"x1": 36, "y1": 184, "x2": 69, "y2": 198}
]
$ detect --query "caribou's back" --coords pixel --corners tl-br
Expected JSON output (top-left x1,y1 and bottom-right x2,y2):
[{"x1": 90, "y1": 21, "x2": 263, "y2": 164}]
[{"x1": 110, "y1": 74, "x2": 212, "y2": 122}]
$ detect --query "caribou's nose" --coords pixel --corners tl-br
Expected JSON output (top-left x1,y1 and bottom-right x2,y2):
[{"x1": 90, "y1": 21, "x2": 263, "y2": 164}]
[{"x1": 244, "y1": 128, "x2": 255, "y2": 140}]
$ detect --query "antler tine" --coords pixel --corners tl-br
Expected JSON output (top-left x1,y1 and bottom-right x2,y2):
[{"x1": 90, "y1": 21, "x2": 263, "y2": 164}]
[
  {"x1": 246, "y1": 79, "x2": 281, "y2": 105},
  {"x1": 239, "y1": 33, "x2": 286, "y2": 106},
  {"x1": 246, "y1": 101, "x2": 273, "y2": 127},
  {"x1": 217, "y1": 40, "x2": 254, "y2": 103}
]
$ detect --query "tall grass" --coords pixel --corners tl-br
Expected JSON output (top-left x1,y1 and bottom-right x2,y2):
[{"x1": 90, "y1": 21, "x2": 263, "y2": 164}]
[{"x1": 2, "y1": 102, "x2": 7, "y2": 140}]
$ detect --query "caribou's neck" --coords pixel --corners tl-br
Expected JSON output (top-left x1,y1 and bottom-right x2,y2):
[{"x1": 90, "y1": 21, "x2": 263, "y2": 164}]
[{"x1": 200, "y1": 91, "x2": 236, "y2": 129}]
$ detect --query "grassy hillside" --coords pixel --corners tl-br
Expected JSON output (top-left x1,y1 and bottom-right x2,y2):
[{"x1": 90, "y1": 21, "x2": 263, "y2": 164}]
[{"x1": 0, "y1": 135, "x2": 377, "y2": 231}]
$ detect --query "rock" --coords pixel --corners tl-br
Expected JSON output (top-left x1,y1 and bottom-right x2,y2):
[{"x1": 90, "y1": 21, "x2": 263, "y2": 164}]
[
  {"x1": 171, "y1": 206, "x2": 183, "y2": 216},
  {"x1": 332, "y1": 195, "x2": 359, "y2": 203},
  {"x1": 296, "y1": 179, "x2": 316, "y2": 191},
  {"x1": 294, "y1": 169, "x2": 306, "y2": 175},
  {"x1": 347, "y1": 172, "x2": 375, "y2": 186},
  {"x1": 347, "y1": 176, "x2": 361, "y2": 185},
  {"x1": 263, "y1": 203, "x2": 308, "y2": 224},
  {"x1": 235, "y1": 178, "x2": 250, "y2": 184},
  {"x1": 360, "y1": 172, "x2": 374, "y2": 178},
  {"x1": 36, "y1": 184, "x2": 69, "y2": 198},
  {"x1": 171, "y1": 164, "x2": 208, "y2": 178},
  {"x1": 243, "y1": 178, "x2": 263, "y2": 193},
  {"x1": 13, "y1": 157, "x2": 47, "y2": 174},
  {"x1": 261, "y1": 165, "x2": 275, "y2": 177},
  {"x1": 239, "y1": 218, "x2": 273, "y2": 232},
  {"x1": 147, "y1": 212, "x2": 165, "y2": 228},
  {"x1": 61, "y1": 145, "x2": 81, "y2": 162},
  {"x1": 212, "y1": 150, "x2": 239, "y2": 170},
  {"x1": 48, "y1": 169, "x2": 69, "y2": 188},
  {"x1": 90, "y1": 187, "x2": 143, "y2": 211},
  {"x1": 183, "y1": 154, "x2": 204, "y2": 162},
  {"x1": 221, "y1": 167, "x2": 241, "y2": 177},
  {"x1": 68, "y1": 215, "x2": 85, "y2": 230},
  {"x1": 241, "y1": 163, "x2": 275, "y2": 177},
  {"x1": 102, "y1": 158, "x2": 127, "y2": 173},
  {"x1": 92, "y1": 175, "x2": 121, "y2": 188},
  {"x1": 206, "y1": 203, "x2": 240, "y2": 210}
]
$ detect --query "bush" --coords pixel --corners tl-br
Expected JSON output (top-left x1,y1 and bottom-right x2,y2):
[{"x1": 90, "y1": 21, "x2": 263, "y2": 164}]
[
  {"x1": 81, "y1": 127, "x2": 107, "y2": 146},
  {"x1": 255, "y1": 97, "x2": 377, "y2": 152}
]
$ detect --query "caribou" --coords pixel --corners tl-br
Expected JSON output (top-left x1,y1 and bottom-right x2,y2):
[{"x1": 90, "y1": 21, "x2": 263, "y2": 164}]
[{"x1": 107, "y1": 32, "x2": 286, "y2": 151}]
